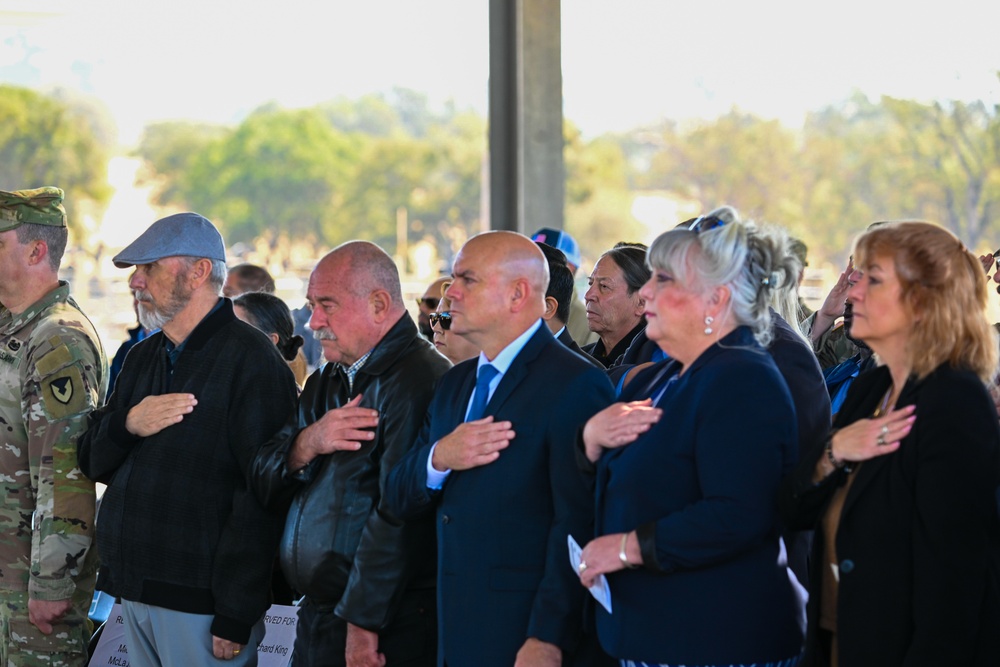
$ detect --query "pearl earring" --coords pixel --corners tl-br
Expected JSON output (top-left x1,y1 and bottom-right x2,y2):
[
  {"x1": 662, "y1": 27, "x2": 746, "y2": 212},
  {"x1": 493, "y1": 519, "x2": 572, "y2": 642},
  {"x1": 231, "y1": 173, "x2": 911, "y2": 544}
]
[{"x1": 704, "y1": 316, "x2": 714, "y2": 335}]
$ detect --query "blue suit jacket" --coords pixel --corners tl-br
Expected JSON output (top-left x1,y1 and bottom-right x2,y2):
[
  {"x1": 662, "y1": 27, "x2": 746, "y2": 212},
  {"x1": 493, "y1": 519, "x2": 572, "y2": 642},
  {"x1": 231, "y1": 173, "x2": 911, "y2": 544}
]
[
  {"x1": 385, "y1": 325, "x2": 615, "y2": 667},
  {"x1": 594, "y1": 327, "x2": 804, "y2": 664}
]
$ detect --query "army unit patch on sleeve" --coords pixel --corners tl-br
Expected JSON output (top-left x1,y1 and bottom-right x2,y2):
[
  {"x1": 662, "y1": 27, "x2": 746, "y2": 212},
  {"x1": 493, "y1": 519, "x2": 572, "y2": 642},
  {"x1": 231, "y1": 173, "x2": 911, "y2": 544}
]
[
  {"x1": 41, "y1": 366, "x2": 88, "y2": 417},
  {"x1": 50, "y1": 376, "x2": 73, "y2": 404}
]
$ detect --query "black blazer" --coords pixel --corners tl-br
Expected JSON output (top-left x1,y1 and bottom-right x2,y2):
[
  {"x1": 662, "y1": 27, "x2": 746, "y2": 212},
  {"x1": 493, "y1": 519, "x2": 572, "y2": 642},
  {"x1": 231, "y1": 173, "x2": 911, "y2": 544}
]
[
  {"x1": 385, "y1": 324, "x2": 615, "y2": 667},
  {"x1": 780, "y1": 363, "x2": 1000, "y2": 666},
  {"x1": 768, "y1": 311, "x2": 831, "y2": 592}
]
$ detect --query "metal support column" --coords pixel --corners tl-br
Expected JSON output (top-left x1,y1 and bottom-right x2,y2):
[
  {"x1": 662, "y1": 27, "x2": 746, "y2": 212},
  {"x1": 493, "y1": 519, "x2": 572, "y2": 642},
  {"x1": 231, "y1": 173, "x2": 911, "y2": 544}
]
[{"x1": 488, "y1": 0, "x2": 564, "y2": 234}]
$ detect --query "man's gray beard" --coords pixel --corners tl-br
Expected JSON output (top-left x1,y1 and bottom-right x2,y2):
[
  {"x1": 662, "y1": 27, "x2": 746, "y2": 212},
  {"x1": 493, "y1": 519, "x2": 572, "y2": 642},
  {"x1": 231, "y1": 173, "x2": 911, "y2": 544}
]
[
  {"x1": 137, "y1": 303, "x2": 171, "y2": 331},
  {"x1": 135, "y1": 288, "x2": 189, "y2": 331}
]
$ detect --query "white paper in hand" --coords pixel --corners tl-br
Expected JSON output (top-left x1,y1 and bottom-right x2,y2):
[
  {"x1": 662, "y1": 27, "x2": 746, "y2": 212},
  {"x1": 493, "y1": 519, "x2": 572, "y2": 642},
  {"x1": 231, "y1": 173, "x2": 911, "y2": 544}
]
[{"x1": 567, "y1": 534, "x2": 612, "y2": 613}]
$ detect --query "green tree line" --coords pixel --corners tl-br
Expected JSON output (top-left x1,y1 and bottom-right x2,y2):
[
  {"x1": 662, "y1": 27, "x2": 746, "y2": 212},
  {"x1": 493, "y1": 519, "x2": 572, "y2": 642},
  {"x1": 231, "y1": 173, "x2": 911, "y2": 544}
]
[
  {"x1": 0, "y1": 85, "x2": 114, "y2": 234},
  {"x1": 629, "y1": 90, "x2": 1000, "y2": 263},
  {"x1": 135, "y1": 89, "x2": 491, "y2": 270},
  {"x1": 2, "y1": 83, "x2": 998, "y2": 269}
]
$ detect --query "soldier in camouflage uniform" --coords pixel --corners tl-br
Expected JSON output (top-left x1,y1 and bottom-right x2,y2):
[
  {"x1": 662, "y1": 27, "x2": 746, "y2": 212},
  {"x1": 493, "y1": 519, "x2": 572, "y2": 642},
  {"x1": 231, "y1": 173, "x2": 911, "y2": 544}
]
[
  {"x1": 0, "y1": 187, "x2": 107, "y2": 667},
  {"x1": 801, "y1": 256, "x2": 863, "y2": 371}
]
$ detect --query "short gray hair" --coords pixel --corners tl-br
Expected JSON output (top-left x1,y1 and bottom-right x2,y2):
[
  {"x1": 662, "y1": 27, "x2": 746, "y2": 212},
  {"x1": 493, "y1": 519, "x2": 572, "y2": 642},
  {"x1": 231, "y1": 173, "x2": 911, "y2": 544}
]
[
  {"x1": 179, "y1": 256, "x2": 228, "y2": 294},
  {"x1": 647, "y1": 205, "x2": 796, "y2": 347},
  {"x1": 15, "y1": 222, "x2": 67, "y2": 271},
  {"x1": 208, "y1": 259, "x2": 228, "y2": 292}
]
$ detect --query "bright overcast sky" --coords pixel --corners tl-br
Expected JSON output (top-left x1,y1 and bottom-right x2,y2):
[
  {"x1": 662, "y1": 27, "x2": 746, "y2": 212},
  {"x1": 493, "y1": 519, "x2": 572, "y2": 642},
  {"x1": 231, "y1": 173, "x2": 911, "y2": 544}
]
[{"x1": 1, "y1": 0, "x2": 999, "y2": 146}]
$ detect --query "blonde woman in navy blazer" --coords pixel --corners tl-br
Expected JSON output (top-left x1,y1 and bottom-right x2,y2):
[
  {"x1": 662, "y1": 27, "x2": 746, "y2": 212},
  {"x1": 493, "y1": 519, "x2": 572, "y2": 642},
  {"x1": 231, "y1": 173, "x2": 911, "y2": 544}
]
[
  {"x1": 578, "y1": 207, "x2": 805, "y2": 667},
  {"x1": 781, "y1": 222, "x2": 1000, "y2": 666}
]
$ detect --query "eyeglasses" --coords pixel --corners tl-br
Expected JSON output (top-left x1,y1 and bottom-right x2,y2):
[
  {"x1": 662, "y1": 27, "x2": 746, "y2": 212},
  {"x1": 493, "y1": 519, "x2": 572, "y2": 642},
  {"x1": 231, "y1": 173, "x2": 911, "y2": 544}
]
[
  {"x1": 416, "y1": 297, "x2": 440, "y2": 309},
  {"x1": 429, "y1": 312, "x2": 453, "y2": 330},
  {"x1": 688, "y1": 214, "x2": 728, "y2": 233}
]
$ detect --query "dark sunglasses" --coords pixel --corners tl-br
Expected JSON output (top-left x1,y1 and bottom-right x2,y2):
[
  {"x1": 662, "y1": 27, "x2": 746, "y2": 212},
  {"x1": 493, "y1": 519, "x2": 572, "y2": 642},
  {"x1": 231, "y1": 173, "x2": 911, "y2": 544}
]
[
  {"x1": 429, "y1": 312, "x2": 453, "y2": 330},
  {"x1": 417, "y1": 297, "x2": 440, "y2": 309},
  {"x1": 688, "y1": 214, "x2": 728, "y2": 233}
]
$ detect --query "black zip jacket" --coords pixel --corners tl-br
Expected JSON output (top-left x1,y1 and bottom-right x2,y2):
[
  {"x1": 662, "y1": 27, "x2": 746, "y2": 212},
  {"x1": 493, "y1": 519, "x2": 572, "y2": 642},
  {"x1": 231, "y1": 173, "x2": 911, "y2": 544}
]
[{"x1": 77, "y1": 300, "x2": 298, "y2": 644}]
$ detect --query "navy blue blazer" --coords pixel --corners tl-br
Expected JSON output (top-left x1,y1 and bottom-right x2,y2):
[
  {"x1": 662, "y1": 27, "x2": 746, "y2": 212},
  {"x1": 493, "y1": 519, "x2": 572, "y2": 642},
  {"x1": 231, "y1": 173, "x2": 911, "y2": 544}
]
[
  {"x1": 594, "y1": 327, "x2": 804, "y2": 664},
  {"x1": 385, "y1": 325, "x2": 615, "y2": 667}
]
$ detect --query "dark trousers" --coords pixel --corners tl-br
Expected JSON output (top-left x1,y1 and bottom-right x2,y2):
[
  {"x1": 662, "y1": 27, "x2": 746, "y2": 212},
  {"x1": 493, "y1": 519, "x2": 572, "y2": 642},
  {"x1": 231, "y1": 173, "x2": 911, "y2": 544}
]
[{"x1": 291, "y1": 589, "x2": 436, "y2": 667}]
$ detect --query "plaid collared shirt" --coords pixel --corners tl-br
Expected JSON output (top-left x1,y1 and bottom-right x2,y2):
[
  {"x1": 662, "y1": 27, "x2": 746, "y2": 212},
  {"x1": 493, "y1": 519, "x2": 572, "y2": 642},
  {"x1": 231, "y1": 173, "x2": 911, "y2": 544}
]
[{"x1": 338, "y1": 349, "x2": 373, "y2": 392}]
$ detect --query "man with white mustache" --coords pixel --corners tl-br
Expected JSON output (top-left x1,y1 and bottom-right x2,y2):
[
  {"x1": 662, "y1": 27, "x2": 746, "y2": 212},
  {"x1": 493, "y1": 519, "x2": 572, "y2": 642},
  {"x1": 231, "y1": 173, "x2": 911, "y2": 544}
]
[
  {"x1": 250, "y1": 241, "x2": 451, "y2": 667},
  {"x1": 77, "y1": 212, "x2": 297, "y2": 667}
]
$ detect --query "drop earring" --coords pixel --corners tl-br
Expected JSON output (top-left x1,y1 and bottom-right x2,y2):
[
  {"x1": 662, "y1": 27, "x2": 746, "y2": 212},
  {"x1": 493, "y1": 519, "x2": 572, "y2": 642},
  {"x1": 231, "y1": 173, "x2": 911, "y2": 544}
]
[{"x1": 704, "y1": 316, "x2": 714, "y2": 335}]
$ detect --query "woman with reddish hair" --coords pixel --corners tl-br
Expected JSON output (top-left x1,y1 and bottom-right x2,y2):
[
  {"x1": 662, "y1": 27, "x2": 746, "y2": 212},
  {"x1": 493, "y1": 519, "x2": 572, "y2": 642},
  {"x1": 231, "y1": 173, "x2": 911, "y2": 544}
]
[{"x1": 782, "y1": 221, "x2": 1000, "y2": 666}]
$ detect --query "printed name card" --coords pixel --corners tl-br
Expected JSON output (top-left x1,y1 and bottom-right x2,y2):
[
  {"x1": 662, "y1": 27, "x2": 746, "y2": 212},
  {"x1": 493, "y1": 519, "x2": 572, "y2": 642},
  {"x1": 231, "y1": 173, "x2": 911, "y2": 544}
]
[{"x1": 89, "y1": 603, "x2": 299, "y2": 667}]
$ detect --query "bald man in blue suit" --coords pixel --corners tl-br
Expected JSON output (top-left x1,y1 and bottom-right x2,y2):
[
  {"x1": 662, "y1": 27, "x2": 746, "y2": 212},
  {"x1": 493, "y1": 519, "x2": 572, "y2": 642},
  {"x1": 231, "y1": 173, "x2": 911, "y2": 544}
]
[{"x1": 386, "y1": 231, "x2": 615, "y2": 667}]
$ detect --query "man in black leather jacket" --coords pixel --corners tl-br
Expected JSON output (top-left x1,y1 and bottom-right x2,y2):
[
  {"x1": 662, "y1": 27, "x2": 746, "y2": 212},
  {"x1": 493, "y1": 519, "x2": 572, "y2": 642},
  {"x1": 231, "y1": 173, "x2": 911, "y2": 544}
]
[{"x1": 250, "y1": 241, "x2": 451, "y2": 667}]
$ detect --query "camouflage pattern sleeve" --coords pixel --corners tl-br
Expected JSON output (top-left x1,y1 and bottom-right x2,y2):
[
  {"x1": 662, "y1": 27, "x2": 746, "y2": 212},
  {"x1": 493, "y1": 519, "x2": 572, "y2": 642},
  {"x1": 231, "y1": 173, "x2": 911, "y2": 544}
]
[
  {"x1": 23, "y1": 330, "x2": 104, "y2": 601},
  {"x1": 813, "y1": 323, "x2": 860, "y2": 371},
  {"x1": 801, "y1": 311, "x2": 860, "y2": 371}
]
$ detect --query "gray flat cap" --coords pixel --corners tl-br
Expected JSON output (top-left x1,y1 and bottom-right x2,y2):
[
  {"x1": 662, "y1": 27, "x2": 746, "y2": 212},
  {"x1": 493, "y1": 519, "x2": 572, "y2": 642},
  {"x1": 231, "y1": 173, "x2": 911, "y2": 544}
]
[{"x1": 113, "y1": 212, "x2": 226, "y2": 268}]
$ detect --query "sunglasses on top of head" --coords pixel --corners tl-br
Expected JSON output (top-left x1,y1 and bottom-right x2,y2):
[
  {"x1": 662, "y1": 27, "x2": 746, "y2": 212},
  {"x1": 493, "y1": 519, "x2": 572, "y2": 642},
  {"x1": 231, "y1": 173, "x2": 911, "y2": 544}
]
[
  {"x1": 429, "y1": 312, "x2": 452, "y2": 330},
  {"x1": 688, "y1": 214, "x2": 728, "y2": 233},
  {"x1": 417, "y1": 297, "x2": 440, "y2": 309}
]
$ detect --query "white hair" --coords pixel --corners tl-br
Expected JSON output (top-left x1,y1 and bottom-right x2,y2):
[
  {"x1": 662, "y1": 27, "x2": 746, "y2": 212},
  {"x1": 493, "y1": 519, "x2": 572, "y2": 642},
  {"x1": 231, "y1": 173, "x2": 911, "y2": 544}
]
[{"x1": 646, "y1": 206, "x2": 796, "y2": 347}]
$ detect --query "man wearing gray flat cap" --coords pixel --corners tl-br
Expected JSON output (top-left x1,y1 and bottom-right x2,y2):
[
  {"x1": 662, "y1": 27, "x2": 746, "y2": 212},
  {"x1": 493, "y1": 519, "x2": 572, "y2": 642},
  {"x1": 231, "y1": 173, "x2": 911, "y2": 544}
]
[
  {"x1": 0, "y1": 186, "x2": 107, "y2": 667},
  {"x1": 77, "y1": 212, "x2": 297, "y2": 666}
]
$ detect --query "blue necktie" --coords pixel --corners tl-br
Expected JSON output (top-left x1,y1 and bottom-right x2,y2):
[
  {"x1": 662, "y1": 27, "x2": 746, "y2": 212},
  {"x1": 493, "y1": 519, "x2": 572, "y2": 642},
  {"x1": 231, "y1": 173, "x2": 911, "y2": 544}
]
[{"x1": 466, "y1": 364, "x2": 499, "y2": 421}]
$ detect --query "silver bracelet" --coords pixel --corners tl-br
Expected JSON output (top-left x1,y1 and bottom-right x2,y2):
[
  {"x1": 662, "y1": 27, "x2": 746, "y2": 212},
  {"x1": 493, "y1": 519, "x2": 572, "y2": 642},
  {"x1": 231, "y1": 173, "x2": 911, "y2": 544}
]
[{"x1": 619, "y1": 533, "x2": 638, "y2": 569}]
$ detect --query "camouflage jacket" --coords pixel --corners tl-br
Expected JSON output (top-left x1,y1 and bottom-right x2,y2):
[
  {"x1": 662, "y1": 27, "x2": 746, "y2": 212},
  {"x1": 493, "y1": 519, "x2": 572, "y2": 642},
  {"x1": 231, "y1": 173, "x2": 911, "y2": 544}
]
[
  {"x1": 800, "y1": 310, "x2": 861, "y2": 372},
  {"x1": 0, "y1": 282, "x2": 107, "y2": 599}
]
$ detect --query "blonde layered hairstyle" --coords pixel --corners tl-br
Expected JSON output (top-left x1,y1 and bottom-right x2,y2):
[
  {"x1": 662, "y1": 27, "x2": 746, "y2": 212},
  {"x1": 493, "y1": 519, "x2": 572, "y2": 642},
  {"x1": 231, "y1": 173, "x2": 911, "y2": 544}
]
[{"x1": 854, "y1": 221, "x2": 998, "y2": 382}]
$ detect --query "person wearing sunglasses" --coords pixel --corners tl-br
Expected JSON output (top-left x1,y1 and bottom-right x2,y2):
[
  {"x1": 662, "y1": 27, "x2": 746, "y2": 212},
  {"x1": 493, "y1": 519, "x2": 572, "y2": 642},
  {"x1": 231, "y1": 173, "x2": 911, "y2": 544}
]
[
  {"x1": 430, "y1": 288, "x2": 479, "y2": 365},
  {"x1": 577, "y1": 206, "x2": 804, "y2": 667},
  {"x1": 417, "y1": 276, "x2": 450, "y2": 340}
]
